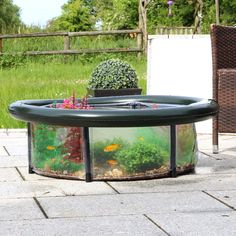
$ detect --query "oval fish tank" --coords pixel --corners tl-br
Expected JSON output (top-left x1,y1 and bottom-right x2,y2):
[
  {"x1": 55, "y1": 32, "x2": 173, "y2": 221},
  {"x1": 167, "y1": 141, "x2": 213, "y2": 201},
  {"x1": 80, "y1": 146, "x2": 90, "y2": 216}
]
[{"x1": 9, "y1": 95, "x2": 218, "y2": 181}]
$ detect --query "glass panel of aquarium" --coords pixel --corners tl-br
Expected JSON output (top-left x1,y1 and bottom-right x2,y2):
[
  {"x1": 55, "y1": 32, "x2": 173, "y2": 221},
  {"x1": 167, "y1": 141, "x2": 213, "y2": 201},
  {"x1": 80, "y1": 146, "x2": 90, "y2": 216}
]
[
  {"x1": 89, "y1": 126, "x2": 171, "y2": 180},
  {"x1": 31, "y1": 123, "x2": 85, "y2": 179},
  {"x1": 176, "y1": 123, "x2": 198, "y2": 171}
]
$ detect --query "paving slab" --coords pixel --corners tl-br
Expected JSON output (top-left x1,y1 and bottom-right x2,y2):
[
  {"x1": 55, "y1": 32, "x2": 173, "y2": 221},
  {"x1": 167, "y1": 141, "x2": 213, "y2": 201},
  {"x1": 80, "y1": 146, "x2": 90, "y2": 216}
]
[
  {"x1": 206, "y1": 190, "x2": 236, "y2": 210},
  {"x1": 197, "y1": 134, "x2": 236, "y2": 154},
  {"x1": 0, "y1": 198, "x2": 44, "y2": 221},
  {"x1": 12, "y1": 168, "x2": 116, "y2": 195},
  {"x1": 0, "y1": 129, "x2": 7, "y2": 133},
  {"x1": 0, "y1": 215, "x2": 165, "y2": 236},
  {"x1": 40, "y1": 179, "x2": 116, "y2": 196},
  {"x1": 148, "y1": 211, "x2": 236, "y2": 236},
  {"x1": 17, "y1": 167, "x2": 55, "y2": 181},
  {"x1": 6, "y1": 129, "x2": 27, "y2": 137},
  {"x1": 195, "y1": 152, "x2": 236, "y2": 175},
  {"x1": 0, "y1": 132, "x2": 8, "y2": 138},
  {"x1": 0, "y1": 167, "x2": 23, "y2": 182},
  {"x1": 0, "y1": 146, "x2": 7, "y2": 156},
  {"x1": 0, "y1": 137, "x2": 27, "y2": 146},
  {"x1": 37, "y1": 191, "x2": 229, "y2": 218},
  {"x1": 0, "y1": 155, "x2": 27, "y2": 168},
  {"x1": 0, "y1": 178, "x2": 115, "y2": 199},
  {"x1": 4, "y1": 145, "x2": 28, "y2": 156},
  {"x1": 108, "y1": 173, "x2": 236, "y2": 193},
  {"x1": 0, "y1": 181, "x2": 65, "y2": 199},
  {"x1": 0, "y1": 131, "x2": 234, "y2": 235}
]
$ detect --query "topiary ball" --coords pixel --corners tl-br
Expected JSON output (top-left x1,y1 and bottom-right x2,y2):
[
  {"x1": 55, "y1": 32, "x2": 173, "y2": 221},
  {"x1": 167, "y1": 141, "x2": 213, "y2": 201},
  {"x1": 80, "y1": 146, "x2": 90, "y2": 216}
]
[{"x1": 88, "y1": 59, "x2": 138, "y2": 89}]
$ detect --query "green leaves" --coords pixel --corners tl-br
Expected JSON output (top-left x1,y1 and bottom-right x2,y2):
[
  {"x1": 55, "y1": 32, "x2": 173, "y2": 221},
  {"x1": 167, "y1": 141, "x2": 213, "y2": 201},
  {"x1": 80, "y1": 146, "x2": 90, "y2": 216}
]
[
  {"x1": 0, "y1": 0, "x2": 22, "y2": 33},
  {"x1": 96, "y1": 0, "x2": 139, "y2": 30},
  {"x1": 88, "y1": 58, "x2": 138, "y2": 89},
  {"x1": 48, "y1": 0, "x2": 96, "y2": 32},
  {"x1": 115, "y1": 141, "x2": 167, "y2": 173}
]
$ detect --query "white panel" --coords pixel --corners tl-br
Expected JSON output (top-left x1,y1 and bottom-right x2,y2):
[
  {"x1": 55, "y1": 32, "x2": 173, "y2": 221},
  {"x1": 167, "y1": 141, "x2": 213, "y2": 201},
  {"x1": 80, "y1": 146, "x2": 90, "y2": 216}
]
[{"x1": 147, "y1": 35, "x2": 213, "y2": 134}]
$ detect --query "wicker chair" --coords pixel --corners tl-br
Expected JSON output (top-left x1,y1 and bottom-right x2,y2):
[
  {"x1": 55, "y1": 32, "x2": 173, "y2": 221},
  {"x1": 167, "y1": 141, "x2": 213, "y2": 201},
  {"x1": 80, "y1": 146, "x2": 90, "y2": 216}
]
[{"x1": 210, "y1": 24, "x2": 236, "y2": 153}]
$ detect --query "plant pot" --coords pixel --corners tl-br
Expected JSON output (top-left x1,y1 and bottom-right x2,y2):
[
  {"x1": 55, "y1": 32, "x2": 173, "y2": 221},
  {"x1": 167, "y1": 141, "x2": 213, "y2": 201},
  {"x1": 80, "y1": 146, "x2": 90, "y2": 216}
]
[{"x1": 87, "y1": 88, "x2": 142, "y2": 97}]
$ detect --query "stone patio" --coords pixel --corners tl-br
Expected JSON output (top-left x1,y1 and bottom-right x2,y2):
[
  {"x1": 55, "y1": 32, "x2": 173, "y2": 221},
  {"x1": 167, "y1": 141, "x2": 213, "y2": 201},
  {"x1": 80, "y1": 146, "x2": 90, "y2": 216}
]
[{"x1": 0, "y1": 129, "x2": 235, "y2": 235}]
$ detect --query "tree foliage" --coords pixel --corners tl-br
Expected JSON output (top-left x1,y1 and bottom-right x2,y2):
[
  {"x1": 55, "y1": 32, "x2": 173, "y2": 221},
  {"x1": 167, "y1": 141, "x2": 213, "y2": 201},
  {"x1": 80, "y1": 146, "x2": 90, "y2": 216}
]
[
  {"x1": 219, "y1": 0, "x2": 236, "y2": 24},
  {"x1": 95, "y1": 0, "x2": 139, "y2": 30},
  {"x1": 46, "y1": 0, "x2": 236, "y2": 33},
  {"x1": 0, "y1": 0, "x2": 22, "y2": 33},
  {"x1": 147, "y1": 0, "x2": 195, "y2": 32},
  {"x1": 47, "y1": 0, "x2": 96, "y2": 32}
]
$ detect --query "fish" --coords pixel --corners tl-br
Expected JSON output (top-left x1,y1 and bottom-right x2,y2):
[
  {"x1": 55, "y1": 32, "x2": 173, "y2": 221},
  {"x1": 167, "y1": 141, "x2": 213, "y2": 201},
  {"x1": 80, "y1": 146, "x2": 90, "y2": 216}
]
[
  {"x1": 138, "y1": 137, "x2": 144, "y2": 141},
  {"x1": 107, "y1": 160, "x2": 118, "y2": 165},
  {"x1": 103, "y1": 144, "x2": 119, "y2": 152},
  {"x1": 47, "y1": 145, "x2": 55, "y2": 150}
]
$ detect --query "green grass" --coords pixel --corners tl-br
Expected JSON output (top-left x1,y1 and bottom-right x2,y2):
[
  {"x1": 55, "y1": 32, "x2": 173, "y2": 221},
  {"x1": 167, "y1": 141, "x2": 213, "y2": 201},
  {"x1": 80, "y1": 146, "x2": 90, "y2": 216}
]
[
  {"x1": 0, "y1": 55, "x2": 147, "y2": 128},
  {"x1": 3, "y1": 35, "x2": 137, "y2": 53}
]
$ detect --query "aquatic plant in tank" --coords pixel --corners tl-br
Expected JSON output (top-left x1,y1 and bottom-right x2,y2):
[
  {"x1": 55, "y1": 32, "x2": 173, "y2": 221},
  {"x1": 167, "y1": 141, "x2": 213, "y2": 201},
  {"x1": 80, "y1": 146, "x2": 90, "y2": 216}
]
[
  {"x1": 89, "y1": 125, "x2": 197, "y2": 179},
  {"x1": 31, "y1": 95, "x2": 92, "y2": 179},
  {"x1": 32, "y1": 124, "x2": 85, "y2": 177}
]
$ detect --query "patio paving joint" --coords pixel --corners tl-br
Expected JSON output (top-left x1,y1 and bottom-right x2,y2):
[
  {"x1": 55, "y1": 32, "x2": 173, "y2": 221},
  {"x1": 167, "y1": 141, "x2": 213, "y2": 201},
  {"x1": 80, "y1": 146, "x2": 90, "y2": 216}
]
[
  {"x1": 33, "y1": 197, "x2": 49, "y2": 219},
  {"x1": 15, "y1": 167, "x2": 26, "y2": 181},
  {"x1": 202, "y1": 190, "x2": 236, "y2": 211},
  {"x1": 200, "y1": 151, "x2": 223, "y2": 160},
  {"x1": 105, "y1": 181, "x2": 120, "y2": 194},
  {"x1": 3, "y1": 146, "x2": 10, "y2": 156},
  {"x1": 143, "y1": 214, "x2": 171, "y2": 236}
]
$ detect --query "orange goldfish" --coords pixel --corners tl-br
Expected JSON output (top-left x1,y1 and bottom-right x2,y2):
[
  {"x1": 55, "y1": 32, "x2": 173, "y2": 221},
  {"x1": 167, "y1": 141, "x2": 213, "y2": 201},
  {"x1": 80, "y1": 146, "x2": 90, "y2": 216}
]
[
  {"x1": 107, "y1": 160, "x2": 118, "y2": 165},
  {"x1": 103, "y1": 144, "x2": 119, "y2": 152},
  {"x1": 47, "y1": 146, "x2": 55, "y2": 150}
]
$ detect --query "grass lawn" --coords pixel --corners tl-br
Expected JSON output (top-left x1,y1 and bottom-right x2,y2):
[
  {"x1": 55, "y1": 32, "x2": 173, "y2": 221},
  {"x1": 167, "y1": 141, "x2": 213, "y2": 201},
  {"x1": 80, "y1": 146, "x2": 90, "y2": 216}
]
[{"x1": 0, "y1": 56, "x2": 147, "y2": 128}]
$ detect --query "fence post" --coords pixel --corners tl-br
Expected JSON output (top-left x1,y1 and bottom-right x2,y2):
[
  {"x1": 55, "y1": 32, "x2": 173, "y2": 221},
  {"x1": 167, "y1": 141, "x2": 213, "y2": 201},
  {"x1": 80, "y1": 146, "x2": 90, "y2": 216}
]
[
  {"x1": 64, "y1": 35, "x2": 70, "y2": 50},
  {"x1": 0, "y1": 39, "x2": 3, "y2": 53},
  {"x1": 137, "y1": 31, "x2": 143, "y2": 59}
]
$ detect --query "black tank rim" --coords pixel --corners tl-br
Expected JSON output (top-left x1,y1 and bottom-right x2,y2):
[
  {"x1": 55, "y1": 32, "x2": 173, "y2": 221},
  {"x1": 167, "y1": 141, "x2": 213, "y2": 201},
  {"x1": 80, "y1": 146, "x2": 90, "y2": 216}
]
[{"x1": 8, "y1": 95, "x2": 219, "y2": 127}]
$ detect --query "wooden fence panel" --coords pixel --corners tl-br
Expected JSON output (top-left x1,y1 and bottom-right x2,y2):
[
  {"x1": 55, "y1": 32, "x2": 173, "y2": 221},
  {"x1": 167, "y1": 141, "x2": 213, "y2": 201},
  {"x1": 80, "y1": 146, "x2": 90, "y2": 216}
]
[
  {"x1": 0, "y1": 29, "x2": 143, "y2": 56},
  {"x1": 155, "y1": 27, "x2": 195, "y2": 35}
]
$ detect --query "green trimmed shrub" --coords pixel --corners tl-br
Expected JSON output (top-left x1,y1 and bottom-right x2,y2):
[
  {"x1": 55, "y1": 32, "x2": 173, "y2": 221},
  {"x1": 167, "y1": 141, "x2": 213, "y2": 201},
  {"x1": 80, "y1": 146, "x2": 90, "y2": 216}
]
[{"x1": 88, "y1": 59, "x2": 138, "y2": 89}]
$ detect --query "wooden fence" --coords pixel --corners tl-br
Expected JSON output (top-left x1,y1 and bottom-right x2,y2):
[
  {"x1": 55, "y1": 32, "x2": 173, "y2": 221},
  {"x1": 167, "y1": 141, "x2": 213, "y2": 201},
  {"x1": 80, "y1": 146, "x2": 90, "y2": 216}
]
[
  {"x1": 0, "y1": 29, "x2": 143, "y2": 56},
  {"x1": 155, "y1": 26, "x2": 197, "y2": 35}
]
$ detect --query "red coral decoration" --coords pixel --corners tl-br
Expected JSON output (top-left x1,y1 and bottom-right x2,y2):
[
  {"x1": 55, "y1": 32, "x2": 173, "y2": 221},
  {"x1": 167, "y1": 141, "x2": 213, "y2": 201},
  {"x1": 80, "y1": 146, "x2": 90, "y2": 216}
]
[
  {"x1": 50, "y1": 93, "x2": 92, "y2": 164},
  {"x1": 63, "y1": 127, "x2": 83, "y2": 164},
  {"x1": 51, "y1": 93, "x2": 92, "y2": 110}
]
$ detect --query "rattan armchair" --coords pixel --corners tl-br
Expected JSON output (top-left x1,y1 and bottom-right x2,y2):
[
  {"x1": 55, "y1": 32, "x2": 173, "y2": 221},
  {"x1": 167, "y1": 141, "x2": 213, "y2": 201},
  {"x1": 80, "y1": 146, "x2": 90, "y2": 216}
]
[{"x1": 210, "y1": 24, "x2": 236, "y2": 153}]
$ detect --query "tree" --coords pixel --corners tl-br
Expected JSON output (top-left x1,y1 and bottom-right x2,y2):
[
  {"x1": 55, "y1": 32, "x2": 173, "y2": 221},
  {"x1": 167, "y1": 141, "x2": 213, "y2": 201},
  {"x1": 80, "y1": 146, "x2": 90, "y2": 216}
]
[
  {"x1": 96, "y1": 0, "x2": 139, "y2": 30},
  {"x1": 200, "y1": 0, "x2": 236, "y2": 33},
  {"x1": 48, "y1": 0, "x2": 96, "y2": 32},
  {"x1": 0, "y1": 0, "x2": 22, "y2": 33},
  {"x1": 219, "y1": 0, "x2": 236, "y2": 24},
  {"x1": 147, "y1": 0, "x2": 196, "y2": 33},
  {"x1": 47, "y1": 0, "x2": 236, "y2": 33}
]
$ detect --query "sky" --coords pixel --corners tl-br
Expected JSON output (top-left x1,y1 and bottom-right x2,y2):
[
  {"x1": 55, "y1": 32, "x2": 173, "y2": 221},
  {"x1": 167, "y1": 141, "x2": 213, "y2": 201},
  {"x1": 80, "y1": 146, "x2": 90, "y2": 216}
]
[{"x1": 13, "y1": 0, "x2": 68, "y2": 27}]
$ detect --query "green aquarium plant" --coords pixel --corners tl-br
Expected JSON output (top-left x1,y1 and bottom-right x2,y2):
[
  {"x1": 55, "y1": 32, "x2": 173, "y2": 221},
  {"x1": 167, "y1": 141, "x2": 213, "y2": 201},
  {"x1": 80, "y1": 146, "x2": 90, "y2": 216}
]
[
  {"x1": 115, "y1": 141, "x2": 167, "y2": 173},
  {"x1": 87, "y1": 58, "x2": 139, "y2": 90},
  {"x1": 32, "y1": 94, "x2": 91, "y2": 173}
]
